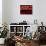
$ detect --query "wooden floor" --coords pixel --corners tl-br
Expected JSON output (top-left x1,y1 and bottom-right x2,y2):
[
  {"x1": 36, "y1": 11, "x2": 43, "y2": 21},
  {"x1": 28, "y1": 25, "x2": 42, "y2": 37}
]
[
  {"x1": 31, "y1": 40, "x2": 46, "y2": 46},
  {"x1": 0, "y1": 44, "x2": 4, "y2": 46},
  {"x1": 0, "y1": 44, "x2": 46, "y2": 46},
  {"x1": 40, "y1": 45, "x2": 46, "y2": 46}
]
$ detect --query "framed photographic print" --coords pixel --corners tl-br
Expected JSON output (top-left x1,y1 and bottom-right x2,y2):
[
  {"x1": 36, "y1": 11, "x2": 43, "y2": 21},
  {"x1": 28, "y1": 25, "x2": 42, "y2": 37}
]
[{"x1": 20, "y1": 5, "x2": 32, "y2": 14}]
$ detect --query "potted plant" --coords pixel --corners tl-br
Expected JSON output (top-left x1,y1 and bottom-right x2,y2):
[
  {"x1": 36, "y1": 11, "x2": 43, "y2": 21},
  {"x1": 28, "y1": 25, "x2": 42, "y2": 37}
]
[{"x1": 0, "y1": 23, "x2": 9, "y2": 44}]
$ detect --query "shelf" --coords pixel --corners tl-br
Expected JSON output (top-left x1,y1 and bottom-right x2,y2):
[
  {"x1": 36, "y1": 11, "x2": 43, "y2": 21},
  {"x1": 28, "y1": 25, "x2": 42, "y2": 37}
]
[
  {"x1": 16, "y1": 32, "x2": 23, "y2": 33},
  {"x1": 10, "y1": 32, "x2": 15, "y2": 33},
  {"x1": 9, "y1": 25, "x2": 31, "y2": 26},
  {"x1": 9, "y1": 25, "x2": 31, "y2": 36},
  {"x1": 10, "y1": 32, "x2": 23, "y2": 33}
]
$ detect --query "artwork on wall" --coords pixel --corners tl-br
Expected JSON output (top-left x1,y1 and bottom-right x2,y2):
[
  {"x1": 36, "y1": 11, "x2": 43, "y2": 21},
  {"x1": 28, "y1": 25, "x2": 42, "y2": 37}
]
[{"x1": 20, "y1": 5, "x2": 32, "y2": 14}]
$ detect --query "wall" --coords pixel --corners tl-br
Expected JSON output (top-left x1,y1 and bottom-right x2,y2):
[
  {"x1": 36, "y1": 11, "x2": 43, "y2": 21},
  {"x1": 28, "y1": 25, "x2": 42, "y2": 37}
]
[
  {"x1": 2, "y1": 0, "x2": 46, "y2": 26},
  {"x1": 2, "y1": 0, "x2": 8, "y2": 25},
  {"x1": 8, "y1": 0, "x2": 37, "y2": 24},
  {"x1": 0, "y1": 0, "x2": 2, "y2": 27}
]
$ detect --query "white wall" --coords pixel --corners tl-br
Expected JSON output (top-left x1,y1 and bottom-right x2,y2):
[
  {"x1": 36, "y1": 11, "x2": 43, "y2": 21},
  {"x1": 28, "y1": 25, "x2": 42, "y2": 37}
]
[
  {"x1": 3, "y1": 0, "x2": 46, "y2": 26},
  {"x1": 0, "y1": 0, "x2": 2, "y2": 27},
  {"x1": 2, "y1": 0, "x2": 8, "y2": 24}
]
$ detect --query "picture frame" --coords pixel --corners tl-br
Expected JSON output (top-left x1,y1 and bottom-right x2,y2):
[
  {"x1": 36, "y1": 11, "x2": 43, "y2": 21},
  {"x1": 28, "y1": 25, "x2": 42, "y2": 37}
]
[{"x1": 20, "y1": 5, "x2": 32, "y2": 14}]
